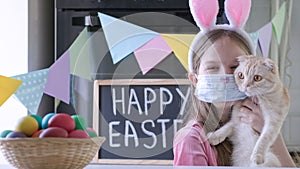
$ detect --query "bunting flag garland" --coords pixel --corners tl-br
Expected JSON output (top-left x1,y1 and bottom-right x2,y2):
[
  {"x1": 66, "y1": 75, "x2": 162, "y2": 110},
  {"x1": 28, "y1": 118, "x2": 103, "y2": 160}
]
[
  {"x1": 1, "y1": 4, "x2": 288, "y2": 110},
  {"x1": 258, "y1": 23, "x2": 273, "y2": 58},
  {"x1": 98, "y1": 12, "x2": 158, "y2": 64},
  {"x1": 161, "y1": 34, "x2": 195, "y2": 71},
  {"x1": 134, "y1": 35, "x2": 172, "y2": 74},
  {"x1": 44, "y1": 50, "x2": 70, "y2": 103},
  {"x1": 0, "y1": 75, "x2": 22, "y2": 106},
  {"x1": 272, "y1": 1, "x2": 286, "y2": 44},
  {"x1": 69, "y1": 27, "x2": 91, "y2": 80},
  {"x1": 248, "y1": 32, "x2": 259, "y2": 52},
  {"x1": 12, "y1": 69, "x2": 49, "y2": 114}
]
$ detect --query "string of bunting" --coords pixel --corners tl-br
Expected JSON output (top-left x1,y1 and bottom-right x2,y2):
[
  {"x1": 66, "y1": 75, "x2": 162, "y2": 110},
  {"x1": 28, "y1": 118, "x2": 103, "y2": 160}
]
[{"x1": 0, "y1": 2, "x2": 287, "y2": 114}]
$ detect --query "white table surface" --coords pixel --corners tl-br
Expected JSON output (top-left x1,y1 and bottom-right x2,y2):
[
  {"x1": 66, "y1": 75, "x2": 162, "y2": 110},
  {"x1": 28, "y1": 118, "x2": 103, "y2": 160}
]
[{"x1": 0, "y1": 164, "x2": 297, "y2": 169}]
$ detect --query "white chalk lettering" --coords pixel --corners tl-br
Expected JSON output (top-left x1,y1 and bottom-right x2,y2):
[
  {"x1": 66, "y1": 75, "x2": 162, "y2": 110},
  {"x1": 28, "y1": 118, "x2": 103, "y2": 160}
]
[
  {"x1": 157, "y1": 119, "x2": 170, "y2": 148},
  {"x1": 112, "y1": 87, "x2": 125, "y2": 116},
  {"x1": 109, "y1": 121, "x2": 121, "y2": 147},
  {"x1": 125, "y1": 120, "x2": 139, "y2": 147},
  {"x1": 127, "y1": 88, "x2": 143, "y2": 115},
  {"x1": 159, "y1": 87, "x2": 173, "y2": 115},
  {"x1": 176, "y1": 87, "x2": 190, "y2": 116},
  {"x1": 144, "y1": 87, "x2": 156, "y2": 116},
  {"x1": 141, "y1": 120, "x2": 157, "y2": 149},
  {"x1": 173, "y1": 119, "x2": 183, "y2": 135}
]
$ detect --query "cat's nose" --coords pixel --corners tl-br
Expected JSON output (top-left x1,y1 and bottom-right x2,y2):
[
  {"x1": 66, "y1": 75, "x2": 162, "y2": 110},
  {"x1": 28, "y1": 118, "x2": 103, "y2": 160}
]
[
  {"x1": 243, "y1": 83, "x2": 250, "y2": 88},
  {"x1": 242, "y1": 84, "x2": 249, "y2": 92}
]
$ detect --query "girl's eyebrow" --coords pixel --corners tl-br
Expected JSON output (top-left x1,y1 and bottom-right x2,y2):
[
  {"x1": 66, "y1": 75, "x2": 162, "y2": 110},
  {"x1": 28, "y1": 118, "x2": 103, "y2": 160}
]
[{"x1": 203, "y1": 61, "x2": 218, "y2": 64}]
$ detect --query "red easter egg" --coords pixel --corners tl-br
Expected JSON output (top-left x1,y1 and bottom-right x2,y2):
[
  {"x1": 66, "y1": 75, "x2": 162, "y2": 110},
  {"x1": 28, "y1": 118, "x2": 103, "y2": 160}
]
[
  {"x1": 48, "y1": 113, "x2": 75, "y2": 132},
  {"x1": 39, "y1": 127, "x2": 68, "y2": 138},
  {"x1": 68, "y1": 130, "x2": 89, "y2": 139},
  {"x1": 32, "y1": 129, "x2": 44, "y2": 138}
]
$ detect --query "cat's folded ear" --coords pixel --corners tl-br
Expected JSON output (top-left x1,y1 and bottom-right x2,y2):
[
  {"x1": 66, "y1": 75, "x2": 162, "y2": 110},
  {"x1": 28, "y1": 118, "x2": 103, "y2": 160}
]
[
  {"x1": 263, "y1": 58, "x2": 277, "y2": 74},
  {"x1": 236, "y1": 55, "x2": 251, "y2": 63}
]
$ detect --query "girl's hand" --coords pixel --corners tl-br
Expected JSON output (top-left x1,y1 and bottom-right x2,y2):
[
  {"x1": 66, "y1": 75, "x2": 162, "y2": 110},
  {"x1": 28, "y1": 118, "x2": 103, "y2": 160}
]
[{"x1": 239, "y1": 97, "x2": 264, "y2": 134}]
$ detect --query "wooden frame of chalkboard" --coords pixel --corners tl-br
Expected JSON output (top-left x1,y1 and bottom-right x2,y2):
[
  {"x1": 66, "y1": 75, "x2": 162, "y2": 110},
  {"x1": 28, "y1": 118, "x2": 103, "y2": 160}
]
[{"x1": 92, "y1": 79, "x2": 191, "y2": 165}]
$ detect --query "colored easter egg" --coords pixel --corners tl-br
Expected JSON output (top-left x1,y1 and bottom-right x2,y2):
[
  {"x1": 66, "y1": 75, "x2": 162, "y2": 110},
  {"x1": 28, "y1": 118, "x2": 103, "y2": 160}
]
[
  {"x1": 86, "y1": 128, "x2": 98, "y2": 138},
  {"x1": 15, "y1": 116, "x2": 39, "y2": 136},
  {"x1": 42, "y1": 113, "x2": 56, "y2": 129},
  {"x1": 48, "y1": 113, "x2": 75, "y2": 132},
  {"x1": 30, "y1": 114, "x2": 43, "y2": 129},
  {"x1": 71, "y1": 115, "x2": 88, "y2": 130},
  {"x1": 31, "y1": 129, "x2": 44, "y2": 138},
  {"x1": 39, "y1": 127, "x2": 68, "y2": 138},
  {"x1": 0, "y1": 130, "x2": 13, "y2": 138},
  {"x1": 68, "y1": 130, "x2": 89, "y2": 139},
  {"x1": 6, "y1": 131, "x2": 27, "y2": 138}
]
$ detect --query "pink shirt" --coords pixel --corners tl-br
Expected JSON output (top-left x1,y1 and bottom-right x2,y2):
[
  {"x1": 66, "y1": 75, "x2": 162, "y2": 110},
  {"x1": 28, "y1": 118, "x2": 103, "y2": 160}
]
[{"x1": 173, "y1": 121, "x2": 218, "y2": 166}]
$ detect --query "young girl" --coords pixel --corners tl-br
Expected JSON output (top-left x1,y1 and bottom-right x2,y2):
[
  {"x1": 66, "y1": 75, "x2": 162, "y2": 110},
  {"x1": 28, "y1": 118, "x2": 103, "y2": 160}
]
[{"x1": 173, "y1": 0, "x2": 296, "y2": 167}]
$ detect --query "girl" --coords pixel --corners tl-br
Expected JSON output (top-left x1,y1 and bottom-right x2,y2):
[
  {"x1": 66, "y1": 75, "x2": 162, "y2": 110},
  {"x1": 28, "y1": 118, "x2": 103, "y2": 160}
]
[{"x1": 173, "y1": 0, "x2": 296, "y2": 167}]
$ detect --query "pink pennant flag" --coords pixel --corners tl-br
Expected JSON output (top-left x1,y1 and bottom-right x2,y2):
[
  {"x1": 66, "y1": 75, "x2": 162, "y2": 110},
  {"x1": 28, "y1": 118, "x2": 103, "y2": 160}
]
[
  {"x1": 134, "y1": 35, "x2": 172, "y2": 75},
  {"x1": 44, "y1": 50, "x2": 70, "y2": 103},
  {"x1": 258, "y1": 23, "x2": 272, "y2": 58}
]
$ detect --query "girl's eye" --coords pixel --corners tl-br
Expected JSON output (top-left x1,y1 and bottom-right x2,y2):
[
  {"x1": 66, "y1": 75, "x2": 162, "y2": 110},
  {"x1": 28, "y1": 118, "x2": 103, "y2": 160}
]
[
  {"x1": 206, "y1": 66, "x2": 218, "y2": 70},
  {"x1": 254, "y1": 75, "x2": 262, "y2": 82},
  {"x1": 238, "y1": 72, "x2": 244, "y2": 79}
]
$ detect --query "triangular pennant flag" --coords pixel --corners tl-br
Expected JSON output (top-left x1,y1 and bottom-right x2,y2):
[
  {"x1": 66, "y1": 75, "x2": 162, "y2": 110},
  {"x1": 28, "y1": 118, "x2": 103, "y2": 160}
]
[
  {"x1": 69, "y1": 27, "x2": 91, "y2": 80},
  {"x1": 0, "y1": 75, "x2": 22, "y2": 106},
  {"x1": 12, "y1": 69, "x2": 49, "y2": 114},
  {"x1": 134, "y1": 35, "x2": 172, "y2": 74},
  {"x1": 98, "y1": 12, "x2": 158, "y2": 64},
  {"x1": 272, "y1": 1, "x2": 286, "y2": 44},
  {"x1": 44, "y1": 50, "x2": 70, "y2": 103},
  {"x1": 161, "y1": 34, "x2": 195, "y2": 71},
  {"x1": 248, "y1": 32, "x2": 259, "y2": 51},
  {"x1": 258, "y1": 23, "x2": 272, "y2": 58}
]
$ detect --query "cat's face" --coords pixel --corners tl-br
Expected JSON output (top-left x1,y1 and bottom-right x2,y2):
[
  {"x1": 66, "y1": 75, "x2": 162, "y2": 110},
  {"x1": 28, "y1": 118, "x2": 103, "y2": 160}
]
[{"x1": 234, "y1": 55, "x2": 278, "y2": 96}]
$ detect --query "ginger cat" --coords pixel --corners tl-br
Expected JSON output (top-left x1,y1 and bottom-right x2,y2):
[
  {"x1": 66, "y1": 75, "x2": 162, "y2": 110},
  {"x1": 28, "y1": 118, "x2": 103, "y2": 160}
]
[{"x1": 207, "y1": 55, "x2": 290, "y2": 167}]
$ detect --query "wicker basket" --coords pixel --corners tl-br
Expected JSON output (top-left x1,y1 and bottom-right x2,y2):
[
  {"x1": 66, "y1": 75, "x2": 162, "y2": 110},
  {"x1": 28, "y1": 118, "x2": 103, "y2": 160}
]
[{"x1": 0, "y1": 137, "x2": 105, "y2": 169}]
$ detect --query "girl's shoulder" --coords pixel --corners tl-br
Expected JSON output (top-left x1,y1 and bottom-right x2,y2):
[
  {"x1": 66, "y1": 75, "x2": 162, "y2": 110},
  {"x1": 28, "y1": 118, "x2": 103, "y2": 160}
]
[{"x1": 173, "y1": 120, "x2": 207, "y2": 145}]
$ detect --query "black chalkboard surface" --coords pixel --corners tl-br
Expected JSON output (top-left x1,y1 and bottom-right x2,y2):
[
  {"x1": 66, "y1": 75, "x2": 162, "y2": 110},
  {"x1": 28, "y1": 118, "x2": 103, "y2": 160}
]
[{"x1": 92, "y1": 79, "x2": 190, "y2": 164}]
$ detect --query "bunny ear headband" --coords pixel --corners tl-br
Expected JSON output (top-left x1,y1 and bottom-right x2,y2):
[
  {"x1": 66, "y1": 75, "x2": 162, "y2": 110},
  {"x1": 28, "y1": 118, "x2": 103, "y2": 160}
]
[{"x1": 188, "y1": 0, "x2": 256, "y2": 72}]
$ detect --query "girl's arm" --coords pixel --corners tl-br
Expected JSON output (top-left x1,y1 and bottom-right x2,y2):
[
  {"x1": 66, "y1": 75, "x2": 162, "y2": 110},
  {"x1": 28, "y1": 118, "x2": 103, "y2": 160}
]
[{"x1": 272, "y1": 133, "x2": 296, "y2": 167}]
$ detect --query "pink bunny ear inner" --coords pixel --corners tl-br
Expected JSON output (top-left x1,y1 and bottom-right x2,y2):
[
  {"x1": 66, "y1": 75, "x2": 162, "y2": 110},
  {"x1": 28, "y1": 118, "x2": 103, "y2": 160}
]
[
  {"x1": 225, "y1": 0, "x2": 251, "y2": 28},
  {"x1": 189, "y1": 0, "x2": 219, "y2": 30}
]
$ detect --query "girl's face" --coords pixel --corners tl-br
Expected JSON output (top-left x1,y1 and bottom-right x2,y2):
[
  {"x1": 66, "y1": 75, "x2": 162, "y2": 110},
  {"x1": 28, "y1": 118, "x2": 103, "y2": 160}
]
[
  {"x1": 198, "y1": 36, "x2": 245, "y2": 75},
  {"x1": 198, "y1": 36, "x2": 247, "y2": 123}
]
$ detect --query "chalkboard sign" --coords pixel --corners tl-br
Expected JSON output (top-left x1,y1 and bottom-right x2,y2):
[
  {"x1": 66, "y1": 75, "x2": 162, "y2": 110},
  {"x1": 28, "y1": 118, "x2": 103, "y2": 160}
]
[{"x1": 92, "y1": 79, "x2": 190, "y2": 165}]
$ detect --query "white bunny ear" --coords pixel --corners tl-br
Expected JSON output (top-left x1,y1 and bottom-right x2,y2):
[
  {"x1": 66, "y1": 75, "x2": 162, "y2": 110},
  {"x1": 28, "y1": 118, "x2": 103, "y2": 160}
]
[
  {"x1": 225, "y1": 0, "x2": 251, "y2": 28},
  {"x1": 189, "y1": 0, "x2": 219, "y2": 30}
]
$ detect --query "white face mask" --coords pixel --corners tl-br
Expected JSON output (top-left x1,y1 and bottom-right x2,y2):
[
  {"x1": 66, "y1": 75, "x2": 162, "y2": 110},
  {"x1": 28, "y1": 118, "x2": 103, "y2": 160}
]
[{"x1": 194, "y1": 74, "x2": 247, "y2": 103}]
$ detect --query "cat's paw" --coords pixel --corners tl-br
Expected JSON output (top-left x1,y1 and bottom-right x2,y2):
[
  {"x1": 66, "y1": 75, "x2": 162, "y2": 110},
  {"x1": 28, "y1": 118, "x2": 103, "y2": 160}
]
[
  {"x1": 250, "y1": 153, "x2": 264, "y2": 165},
  {"x1": 207, "y1": 132, "x2": 222, "y2": 145}
]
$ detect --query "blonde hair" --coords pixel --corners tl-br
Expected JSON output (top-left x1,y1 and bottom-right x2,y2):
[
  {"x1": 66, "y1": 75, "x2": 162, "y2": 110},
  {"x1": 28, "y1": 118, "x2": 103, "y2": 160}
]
[{"x1": 185, "y1": 29, "x2": 252, "y2": 166}]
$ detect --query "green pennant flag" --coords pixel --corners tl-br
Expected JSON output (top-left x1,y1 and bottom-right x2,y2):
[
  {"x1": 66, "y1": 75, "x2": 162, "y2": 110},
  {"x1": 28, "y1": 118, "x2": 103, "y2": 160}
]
[
  {"x1": 272, "y1": 1, "x2": 286, "y2": 44},
  {"x1": 69, "y1": 27, "x2": 91, "y2": 80}
]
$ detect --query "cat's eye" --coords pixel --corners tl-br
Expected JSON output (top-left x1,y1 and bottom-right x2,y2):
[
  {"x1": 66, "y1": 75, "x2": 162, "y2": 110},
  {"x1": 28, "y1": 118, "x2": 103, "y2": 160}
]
[
  {"x1": 253, "y1": 75, "x2": 262, "y2": 82},
  {"x1": 238, "y1": 72, "x2": 244, "y2": 79}
]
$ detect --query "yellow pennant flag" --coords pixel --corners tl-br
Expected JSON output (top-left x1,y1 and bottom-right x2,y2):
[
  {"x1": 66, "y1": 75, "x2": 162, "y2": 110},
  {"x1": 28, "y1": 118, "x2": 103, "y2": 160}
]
[
  {"x1": 0, "y1": 75, "x2": 22, "y2": 106},
  {"x1": 161, "y1": 34, "x2": 195, "y2": 71}
]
